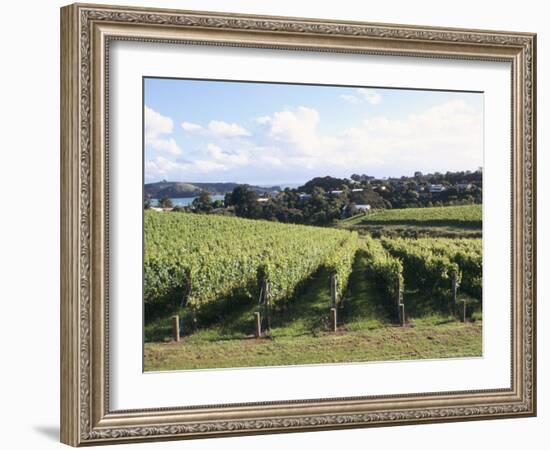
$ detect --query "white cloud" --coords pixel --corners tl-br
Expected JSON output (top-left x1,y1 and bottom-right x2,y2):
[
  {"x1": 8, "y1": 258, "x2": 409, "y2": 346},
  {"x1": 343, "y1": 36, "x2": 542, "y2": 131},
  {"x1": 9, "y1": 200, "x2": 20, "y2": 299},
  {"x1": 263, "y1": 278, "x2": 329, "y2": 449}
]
[
  {"x1": 340, "y1": 88, "x2": 382, "y2": 105},
  {"x1": 207, "y1": 143, "x2": 249, "y2": 166},
  {"x1": 339, "y1": 94, "x2": 360, "y2": 104},
  {"x1": 144, "y1": 106, "x2": 182, "y2": 156},
  {"x1": 337, "y1": 99, "x2": 483, "y2": 171},
  {"x1": 252, "y1": 100, "x2": 481, "y2": 175},
  {"x1": 145, "y1": 142, "x2": 251, "y2": 180},
  {"x1": 357, "y1": 88, "x2": 382, "y2": 105},
  {"x1": 180, "y1": 119, "x2": 251, "y2": 138},
  {"x1": 146, "y1": 99, "x2": 482, "y2": 182},
  {"x1": 145, "y1": 156, "x2": 181, "y2": 176},
  {"x1": 265, "y1": 106, "x2": 321, "y2": 156},
  {"x1": 207, "y1": 120, "x2": 251, "y2": 138},
  {"x1": 181, "y1": 121, "x2": 203, "y2": 132},
  {"x1": 146, "y1": 137, "x2": 182, "y2": 156},
  {"x1": 255, "y1": 116, "x2": 272, "y2": 125},
  {"x1": 144, "y1": 106, "x2": 173, "y2": 140},
  {"x1": 191, "y1": 159, "x2": 227, "y2": 173},
  {"x1": 145, "y1": 155, "x2": 226, "y2": 180}
]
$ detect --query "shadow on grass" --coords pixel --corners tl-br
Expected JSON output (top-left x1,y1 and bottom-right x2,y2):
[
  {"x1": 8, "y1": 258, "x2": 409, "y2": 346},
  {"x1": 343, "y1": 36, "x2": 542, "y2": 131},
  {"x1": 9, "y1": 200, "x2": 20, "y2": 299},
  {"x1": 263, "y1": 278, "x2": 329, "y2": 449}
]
[
  {"x1": 145, "y1": 291, "x2": 259, "y2": 343},
  {"x1": 269, "y1": 269, "x2": 333, "y2": 338},
  {"x1": 343, "y1": 250, "x2": 394, "y2": 329},
  {"x1": 402, "y1": 289, "x2": 482, "y2": 324},
  {"x1": 359, "y1": 219, "x2": 481, "y2": 229},
  {"x1": 145, "y1": 268, "x2": 336, "y2": 342}
]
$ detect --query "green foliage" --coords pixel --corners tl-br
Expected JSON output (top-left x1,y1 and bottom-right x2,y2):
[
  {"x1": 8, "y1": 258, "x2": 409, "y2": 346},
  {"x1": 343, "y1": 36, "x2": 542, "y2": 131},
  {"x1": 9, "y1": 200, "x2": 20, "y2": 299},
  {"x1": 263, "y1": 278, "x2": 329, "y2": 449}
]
[
  {"x1": 324, "y1": 232, "x2": 359, "y2": 299},
  {"x1": 192, "y1": 190, "x2": 212, "y2": 212},
  {"x1": 228, "y1": 185, "x2": 261, "y2": 218},
  {"x1": 381, "y1": 237, "x2": 461, "y2": 294},
  {"x1": 355, "y1": 204, "x2": 482, "y2": 227},
  {"x1": 158, "y1": 197, "x2": 173, "y2": 209},
  {"x1": 298, "y1": 176, "x2": 348, "y2": 193},
  {"x1": 362, "y1": 235, "x2": 404, "y2": 300},
  {"x1": 144, "y1": 211, "x2": 359, "y2": 314},
  {"x1": 412, "y1": 238, "x2": 482, "y2": 299}
]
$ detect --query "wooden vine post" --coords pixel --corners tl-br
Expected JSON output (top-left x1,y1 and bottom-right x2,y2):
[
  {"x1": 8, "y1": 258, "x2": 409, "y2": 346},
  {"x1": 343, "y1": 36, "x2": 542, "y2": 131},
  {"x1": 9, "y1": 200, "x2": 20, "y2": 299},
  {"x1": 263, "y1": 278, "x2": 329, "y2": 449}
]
[
  {"x1": 263, "y1": 279, "x2": 271, "y2": 333},
  {"x1": 399, "y1": 304, "x2": 405, "y2": 327},
  {"x1": 396, "y1": 277, "x2": 405, "y2": 326},
  {"x1": 254, "y1": 311, "x2": 262, "y2": 338},
  {"x1": 460, "y1": 299, "x2": 467, "y2": 323},
  {"x1": 329, "y1": 273, "x2": 338, "y2": 332},
  {"x1": 451, "y1": 272, "x2": 459, "y2": 315},
  {"x1": 330, "y1": 273, "x2": 338, "y2": 308},
  {"x1": 330, "y1": 308, "x2": 337, "y2": 332},
  {"x1": 172, "y1": 315, "x2": 180, "y2": 342},
  {"x1": 255, "y1": 276, "x2": 271, "y2": 337}
]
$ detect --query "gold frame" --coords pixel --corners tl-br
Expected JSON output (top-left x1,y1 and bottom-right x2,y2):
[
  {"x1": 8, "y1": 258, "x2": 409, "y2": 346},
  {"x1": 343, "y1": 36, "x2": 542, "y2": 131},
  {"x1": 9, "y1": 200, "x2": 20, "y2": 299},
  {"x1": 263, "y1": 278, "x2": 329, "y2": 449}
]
[{"x1": 60, "y1": 3, "x2": 537, "y2": 446}]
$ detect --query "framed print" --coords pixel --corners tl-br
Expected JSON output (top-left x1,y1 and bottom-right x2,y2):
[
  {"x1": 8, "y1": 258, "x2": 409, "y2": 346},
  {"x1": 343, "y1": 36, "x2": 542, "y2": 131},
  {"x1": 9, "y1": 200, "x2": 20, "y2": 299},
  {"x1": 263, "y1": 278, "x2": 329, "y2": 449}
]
[{"x1": 60, "y1": 3, "x2": 537, "y2": 446}]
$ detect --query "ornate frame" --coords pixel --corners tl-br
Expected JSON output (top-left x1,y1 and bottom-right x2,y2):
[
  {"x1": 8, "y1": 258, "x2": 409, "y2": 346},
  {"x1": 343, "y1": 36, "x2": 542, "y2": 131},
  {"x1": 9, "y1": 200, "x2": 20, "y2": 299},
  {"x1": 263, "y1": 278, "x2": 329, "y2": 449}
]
[{"x1": 60, "y1": 3, "x2": 536, "y2": 446}]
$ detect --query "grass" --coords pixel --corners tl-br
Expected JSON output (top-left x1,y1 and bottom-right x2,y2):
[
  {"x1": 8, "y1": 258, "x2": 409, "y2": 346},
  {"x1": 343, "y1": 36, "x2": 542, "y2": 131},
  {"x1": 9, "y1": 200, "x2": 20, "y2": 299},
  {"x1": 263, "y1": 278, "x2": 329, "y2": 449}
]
[
  {"x1": 144, "y1": 250, "x2": 482, "y2": 371},
  {"x1": 144, "y1": 323, "x2": 482, "y2": 371},
  {"x1": 339, "y1": 204, "x2": 482, "y2": 238}
]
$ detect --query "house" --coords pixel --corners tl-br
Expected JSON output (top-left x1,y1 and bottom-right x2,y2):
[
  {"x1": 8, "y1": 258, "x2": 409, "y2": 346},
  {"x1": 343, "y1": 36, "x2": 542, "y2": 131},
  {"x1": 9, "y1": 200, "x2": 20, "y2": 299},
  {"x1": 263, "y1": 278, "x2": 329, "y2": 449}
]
[
  {"x1": 355, "y1": 204, "x2": 371, "y2": 211},
  {"x1": 257, "y1": 198, "x2": 269, "y2": 203},
  {"x1": 329, "y1": 190, "x2": 344, "y2": 196},
  {"x1": 298, "y1": 193, "x2": 312, "y2": 201},
  {"x1": 456, "y1": 183, "x2": 472, "y2": 191},
  {"x1": 429, "y1": 184, "x2": 446, "y2": 193},
  {"x1": 351, "y1": 188, "x2": 364, "y2": 192}
]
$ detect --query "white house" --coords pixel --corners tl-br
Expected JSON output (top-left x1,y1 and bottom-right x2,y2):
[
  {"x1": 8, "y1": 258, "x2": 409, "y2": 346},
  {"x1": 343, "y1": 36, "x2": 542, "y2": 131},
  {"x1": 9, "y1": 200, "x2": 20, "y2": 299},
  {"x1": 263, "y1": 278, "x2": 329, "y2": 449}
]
[
  {"x1": 456, "y1": 183, "x2": 472, "y2": 191},
  {"x1": 429, "y1": 184, "x2": 446, "y2": 193},
  {"x1": 355, "y1": 204, "x2": 371, "y2": 211}
]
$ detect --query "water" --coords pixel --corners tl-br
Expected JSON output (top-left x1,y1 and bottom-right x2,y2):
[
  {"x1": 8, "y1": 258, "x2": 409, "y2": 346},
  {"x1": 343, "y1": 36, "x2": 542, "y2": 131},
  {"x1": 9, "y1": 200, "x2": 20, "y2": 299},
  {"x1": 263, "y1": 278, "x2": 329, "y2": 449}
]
[{"x1": 151, "y1": 195, "x2": 226, "y2": 207}]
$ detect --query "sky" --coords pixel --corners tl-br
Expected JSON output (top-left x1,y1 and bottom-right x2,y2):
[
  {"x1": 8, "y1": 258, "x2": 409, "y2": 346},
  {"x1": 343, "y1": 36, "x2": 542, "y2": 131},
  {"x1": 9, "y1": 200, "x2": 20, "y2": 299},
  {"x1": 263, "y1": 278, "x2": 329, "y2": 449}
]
[{"x1": 144, "y1": 77, "x2": 483, "y2": 185}]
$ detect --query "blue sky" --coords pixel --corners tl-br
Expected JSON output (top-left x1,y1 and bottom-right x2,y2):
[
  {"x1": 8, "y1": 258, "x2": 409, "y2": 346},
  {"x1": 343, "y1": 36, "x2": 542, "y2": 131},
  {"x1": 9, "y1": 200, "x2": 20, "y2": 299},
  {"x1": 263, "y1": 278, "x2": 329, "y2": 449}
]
[{"x1": 144, "y1": 78, "x2": 483, "y2": 185}]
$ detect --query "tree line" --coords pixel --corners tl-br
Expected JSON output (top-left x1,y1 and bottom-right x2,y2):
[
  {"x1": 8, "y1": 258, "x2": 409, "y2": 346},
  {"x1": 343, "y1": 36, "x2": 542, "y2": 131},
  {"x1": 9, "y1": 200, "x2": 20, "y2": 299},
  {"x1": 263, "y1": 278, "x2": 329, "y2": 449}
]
[{"x1": 145, "y1": 169, "x2": 482, "y2": 226}]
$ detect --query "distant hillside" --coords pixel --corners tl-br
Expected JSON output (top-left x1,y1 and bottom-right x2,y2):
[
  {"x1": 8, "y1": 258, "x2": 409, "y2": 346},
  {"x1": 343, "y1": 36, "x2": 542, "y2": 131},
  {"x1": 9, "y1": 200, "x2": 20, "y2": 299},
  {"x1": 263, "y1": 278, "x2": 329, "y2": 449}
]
[{"x1": 144, "y1": 181, "x2": 281, "y2": 198}]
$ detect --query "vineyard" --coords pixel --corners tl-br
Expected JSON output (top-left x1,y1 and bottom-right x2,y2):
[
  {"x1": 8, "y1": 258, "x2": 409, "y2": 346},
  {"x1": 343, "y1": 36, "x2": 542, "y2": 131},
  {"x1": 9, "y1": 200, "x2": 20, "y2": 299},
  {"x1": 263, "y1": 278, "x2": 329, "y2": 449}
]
[
  {"x1": 145, "y1": 211, "x2": 358, "y2": 316},
  {"x1": 144, "y1": 208, "x2": 482, "y2": 371},
  {"x1": 352, "y1": 204, "x2": 482, "y2": 225},
  {"x1": 340, "y1": 204, "x2": 482, "y2": 238}
]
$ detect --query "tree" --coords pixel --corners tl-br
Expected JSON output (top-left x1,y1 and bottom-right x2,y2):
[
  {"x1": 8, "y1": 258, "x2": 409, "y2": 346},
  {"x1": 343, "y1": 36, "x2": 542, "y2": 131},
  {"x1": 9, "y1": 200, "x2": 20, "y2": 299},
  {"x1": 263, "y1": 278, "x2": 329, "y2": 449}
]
[
  {"x1": 144, "y1": 198, "x2": 152, "y2": 209},
  {"x1": 158, "y1": 197, "x2": 173, "y2": 209},
  {"x1": 349, "y1": 187, "x2": 386, "y2": 208},
  {"x1": 230, "y1": 185, "x2": 261, "y2": 218},
  {"x1": 211, "y1": 199, "x2": 225, "y2": 209},
  {"x1": 298, "y1": 176, "x2": 348, "y2": 194},
  {"x1": 192, "y1": 190, "x2": 212, "y2": 213},
  {"x1": 224, "y1": 192, "x2": 233, "y2": 208}
]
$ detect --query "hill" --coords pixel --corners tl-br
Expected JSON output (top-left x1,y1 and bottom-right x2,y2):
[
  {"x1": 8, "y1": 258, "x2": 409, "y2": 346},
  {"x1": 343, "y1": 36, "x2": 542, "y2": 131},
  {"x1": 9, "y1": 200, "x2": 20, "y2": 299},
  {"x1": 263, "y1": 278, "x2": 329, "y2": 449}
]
[
  {"x1": 339, "y1": 204, "x2": 482, "y2": 238},
  {"x1": 144, "y1": 181, "x2": 281, "y2": 198}
]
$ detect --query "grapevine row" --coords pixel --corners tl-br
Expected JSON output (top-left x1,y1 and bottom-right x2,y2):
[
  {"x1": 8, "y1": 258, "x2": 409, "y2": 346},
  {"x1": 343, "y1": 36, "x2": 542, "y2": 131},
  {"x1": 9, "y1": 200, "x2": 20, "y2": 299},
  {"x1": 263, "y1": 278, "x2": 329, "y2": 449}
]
[
  {"x1": 415, "y1": 238, "x2": 482, "y2": 299},
  {"x1": 381, "y1": 237, "x2": 481, "y2": 300},
  {"x1": 144, "y1": 211, "x2": 359, "y2": 313},
  {"x1": 362, "y1": 235, "x2": 404, "y2": 299},
  {"x1": 380, "y1": 237, "x2": 461, "y2": 295}
]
